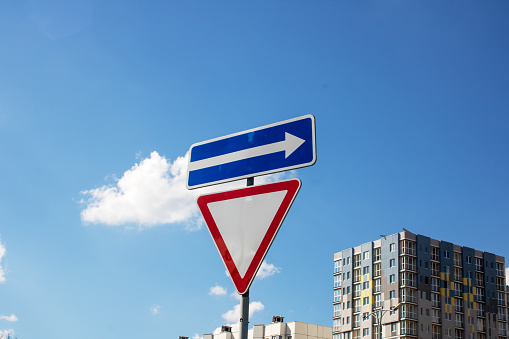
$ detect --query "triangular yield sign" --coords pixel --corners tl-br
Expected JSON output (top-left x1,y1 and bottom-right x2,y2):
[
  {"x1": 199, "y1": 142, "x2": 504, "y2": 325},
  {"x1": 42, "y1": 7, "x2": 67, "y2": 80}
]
[{"x1": 197, "y1": 179, "x2": 301, "y2": 294}]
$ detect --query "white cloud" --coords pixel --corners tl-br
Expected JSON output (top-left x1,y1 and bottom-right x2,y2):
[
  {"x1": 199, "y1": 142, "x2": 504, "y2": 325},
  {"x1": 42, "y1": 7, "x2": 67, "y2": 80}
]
[
  {"x1": 0, "y1": 239, "x2": 6, "y2": 283},
  {"x1": 0, "y1": 314, "x2": 18, "y2": 322},
  {"x1": 209, "y1": 285, "x2": 227, "y2": 296},
  {"x1": 257, "y1": 261, "x2": 281, "y2": 279},
  {"x1": 506, "y1": 267, "x2": 509, "y2": 283},
  {"x1": 221, "y1": 301, "x2": 264, "y2": 324},
  {"x1": 150, "y1": 305, "x2": 160, "y2": 316},
  {"x1": 210, "y1": 289, "x2": 265, "y2": 334},
  {"x1": 193, "y1": 334, "x2": 201, "y2": 339},
  {"x1": 80, "y1": 151, "x2": 291, "y2": 229},
  {"x1": 0, "y1": 329, "x2": 14, "y2": 337}
]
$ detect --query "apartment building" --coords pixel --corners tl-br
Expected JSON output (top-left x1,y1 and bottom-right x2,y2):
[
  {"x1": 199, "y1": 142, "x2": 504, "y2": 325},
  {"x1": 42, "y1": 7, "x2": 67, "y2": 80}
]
[
  {"x1": 333, "y1": 231, "x2": 509, "y2": 339},
  {"x1": 201, "y1": 316, "x2": 332, "y2": 339}
]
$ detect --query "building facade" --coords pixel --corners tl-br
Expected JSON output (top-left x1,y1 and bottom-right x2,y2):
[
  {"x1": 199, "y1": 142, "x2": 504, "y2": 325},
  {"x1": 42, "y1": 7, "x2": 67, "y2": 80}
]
[
  {"x1": 203, "y1": 317, "x2": 332, "y2": 339},
  {"x1": 333, "y1": 231, "x2": 509, "y2": 339}
]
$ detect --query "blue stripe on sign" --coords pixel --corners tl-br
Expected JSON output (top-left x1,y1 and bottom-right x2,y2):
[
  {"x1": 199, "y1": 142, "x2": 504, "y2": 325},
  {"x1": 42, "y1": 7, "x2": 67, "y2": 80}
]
[
  {"x1": 188, "y1": 152, "x2": 284, "y2": 187},
  {"x1": 188, "y1": 117, "x2": 314, "y2": 187},
  {"x1": 190, "y1": 118, "x2": 311, "y2": 162}
]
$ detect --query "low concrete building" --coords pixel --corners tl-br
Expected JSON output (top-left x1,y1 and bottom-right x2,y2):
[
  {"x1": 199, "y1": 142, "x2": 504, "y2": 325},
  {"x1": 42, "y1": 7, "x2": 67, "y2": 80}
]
[{"x1": 203, "y1": 316, "x2": 332, "y2": 339}]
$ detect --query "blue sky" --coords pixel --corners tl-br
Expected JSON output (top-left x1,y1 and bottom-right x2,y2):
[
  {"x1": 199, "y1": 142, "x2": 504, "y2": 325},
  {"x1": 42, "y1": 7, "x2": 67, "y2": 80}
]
[{"x1": 0, "y1": 1, "x2": 508, "y2": 338}]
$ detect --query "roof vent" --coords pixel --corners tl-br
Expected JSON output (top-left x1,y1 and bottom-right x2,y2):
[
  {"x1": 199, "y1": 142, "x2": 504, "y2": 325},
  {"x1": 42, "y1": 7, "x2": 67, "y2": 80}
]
[
  {"x1": 221, "y1": 326, "x2": 232, "y2": 333},
  {"x1": 272, "y1": 316, "x2": 284, "y2": 323}
]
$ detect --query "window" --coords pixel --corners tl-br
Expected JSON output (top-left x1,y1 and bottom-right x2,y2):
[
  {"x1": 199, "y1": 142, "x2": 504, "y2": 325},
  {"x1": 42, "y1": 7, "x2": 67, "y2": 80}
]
[
  {"x1": 390, "y1": 243, "x2": 395, "y2": 252},
  {"x1": 390, "y1": 274, "x2": 395, "y2": 283},
  {"x1": 363, "y1": 251, "x2": 369, "y2": 260},
  {"x1": 354, "y1": 254, "x2": 361, "y2": 268},
  {"x1": 363, "y1": 281, "x2": 369, "y2": 290},
  {"x1": 466, "y1": 256, "x2": 472, "y2": 264},
  {"x1": 335, "y1": 260, "x2": 341, "y2": 273},
  {"x1": 444, "y1": 250, "x2": 450, "y2": 259},
  {"x1": 390, "y1": 290, "x2": 396, "y2": 299},
  {"x1": 373, "y1": 263, "x2": 381, "y2": 277},
  {"x1": 362, "y1": 328, "x2": 369, "y2": 337},
  {"x1": 334, "y1": 289, "x2": 341, "y2": 302},
  {"x1": 374, "y1": 247, "x2": 381, "y2": 261},
  {"x1": 374, "y1": 279, "x2": 381, "y2": 293},
  {"x1": 363, "y1": 266, "x2": 369, "y2": 275},
  {"x1": 375, "y1": 294, "x2": 381, "y2": 308},
  {"x1": 354, "y1": 314, "x2": 360, "y2": 328},
  {"x1": 431, "y1": 247, "x2": 440, "y2": 261},
  {"x1": 431, "y1": 278, "x2": 439, "y2": 292},
  {"x1": 334, "y1": 275, "x2": 341, "y2": 288},
  {"x1": 354, "y1": 268, "x2": 361, "y2": 282},
  {"x1": 354, "y1": 299, "x2": 361, "y2": 312},
  {"x1": 391, "y1": 323, "x2": 397, "y2": 332},
  {"x1": 475, "y1": 257, "x2": 483, "y2": 271},
  {"x1": 354, "y1": 284, "x2": 361, "y2": 297},
  {"x1": 334, "y1": 304, "x2": 340, "y2": 317},
  {"x1": 390, "y1": 306, "x2": 396, "y2": 315},
  {"x1": 390, "y1": 259, "x2": 396, "y2": 267},
  {"x1": 363, "y1": 297, "x2": 369, "y2": 305}
]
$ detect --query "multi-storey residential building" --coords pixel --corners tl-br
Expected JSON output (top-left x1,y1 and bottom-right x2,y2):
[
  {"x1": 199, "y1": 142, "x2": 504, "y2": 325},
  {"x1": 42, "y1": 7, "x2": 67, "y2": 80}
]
[
  {"x1": 333, "y1": 231, "x2": 509, "y2": 339},
  {"x1": 201, "y1": 316, "x2": 332, "y2": 339}
]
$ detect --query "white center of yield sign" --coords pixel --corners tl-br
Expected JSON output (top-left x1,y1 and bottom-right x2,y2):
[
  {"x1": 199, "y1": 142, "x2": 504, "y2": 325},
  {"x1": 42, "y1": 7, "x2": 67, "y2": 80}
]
[{"x1": 207, "y1": 190, "x2": 287, "y2": 278}]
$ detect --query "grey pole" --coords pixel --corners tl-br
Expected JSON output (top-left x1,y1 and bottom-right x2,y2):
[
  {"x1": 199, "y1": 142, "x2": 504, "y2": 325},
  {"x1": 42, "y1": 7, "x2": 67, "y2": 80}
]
[
  {"x1": 240, "y1": 289, "x2": 249, "y2": 339},
  {"x1": 240, "y1": 177, "x2": 254, "y2": 339}
]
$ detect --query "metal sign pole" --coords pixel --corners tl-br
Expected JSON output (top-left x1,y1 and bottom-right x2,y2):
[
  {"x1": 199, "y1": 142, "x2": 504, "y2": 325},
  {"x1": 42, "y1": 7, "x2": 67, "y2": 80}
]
[
  {"x1": 240, "y1": 289, "x2": 249, "y2": 339},
  {"x1": 240, "y1": 177, "x2": 254, "y2": 339}
]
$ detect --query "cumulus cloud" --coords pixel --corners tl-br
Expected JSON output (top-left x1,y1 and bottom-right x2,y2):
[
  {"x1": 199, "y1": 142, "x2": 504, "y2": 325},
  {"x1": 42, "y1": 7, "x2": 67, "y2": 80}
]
[
  {"x1": 214, "y1": 301, "x2": 265, "y2": 333},
  {"x1": 257, "y1": 261, "x2": 281, "y2": 279},
  {"x1": 80, "y1": 151, "x2": 291, "y2": 229},
  {"x1": 150, "y1": 305, "x2": 160, "y2": 315},
  {"x1": 209, "y1": 285, "x2": 227, "y2": 296},
  {"x1": 0, "y1": 239, "x2": 6, "y2": 283},
  {"x1": 193, "y1": 334, "x2": 201, "y2": 339},
  {"x1": 0, "y1": 314, "x2": 18, "y2": 322},
  {"x1": 0, "y1": 329, "x2": 14, "y2": 337}
]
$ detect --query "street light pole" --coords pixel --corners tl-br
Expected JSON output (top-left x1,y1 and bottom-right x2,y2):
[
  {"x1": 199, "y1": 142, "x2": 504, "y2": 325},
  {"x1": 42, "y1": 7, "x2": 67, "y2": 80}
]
[{"x1": 363, "y1": 303, "x2": 402, "y2": 339}]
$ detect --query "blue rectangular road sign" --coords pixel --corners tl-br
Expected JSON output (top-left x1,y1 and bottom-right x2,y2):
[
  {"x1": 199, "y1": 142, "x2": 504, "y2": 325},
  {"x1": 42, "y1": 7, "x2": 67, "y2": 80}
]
[{"x1": 186, "y1": 115, "x2": 316, "y2": 189}]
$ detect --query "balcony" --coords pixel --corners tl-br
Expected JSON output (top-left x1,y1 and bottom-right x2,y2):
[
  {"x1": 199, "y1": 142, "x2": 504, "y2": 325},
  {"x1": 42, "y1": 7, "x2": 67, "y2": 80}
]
[
  {"x1": 401, "y1": 279, "x2": 417, "y2": 288},
  {"x1": 401, "y1": 311, "x2": 417, "y2": 320},
  {"x1": 401, "y1": 247, "x2": 416, "y2": 256},
  {"x1": 401, "y1": 329, "x2": 418, "y2": 336},
  {"x1": 401, "y1": 295, "x2": 417, "y2": 304},
  {"x1": 401, "y1": 263, "x2": 417, "y2": 272}
]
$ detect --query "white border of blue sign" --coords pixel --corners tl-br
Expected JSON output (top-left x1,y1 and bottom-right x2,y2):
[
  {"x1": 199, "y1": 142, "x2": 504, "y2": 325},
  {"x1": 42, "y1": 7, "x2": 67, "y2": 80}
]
[{"x1": 186, "y1": 115, "x2": 316, "y2": 189}]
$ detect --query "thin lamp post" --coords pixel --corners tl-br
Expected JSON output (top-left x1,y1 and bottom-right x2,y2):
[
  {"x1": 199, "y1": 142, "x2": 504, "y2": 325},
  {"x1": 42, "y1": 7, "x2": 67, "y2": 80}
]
[{"x1": 362, "y1": 302, "x2": 402, "y2": 339}]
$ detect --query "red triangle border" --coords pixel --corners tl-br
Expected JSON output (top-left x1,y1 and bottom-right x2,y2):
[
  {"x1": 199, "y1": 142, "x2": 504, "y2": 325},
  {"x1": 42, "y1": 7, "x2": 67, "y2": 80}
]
[{"x1": 197, "y1": 179, "x2": 301, "y2": 294}]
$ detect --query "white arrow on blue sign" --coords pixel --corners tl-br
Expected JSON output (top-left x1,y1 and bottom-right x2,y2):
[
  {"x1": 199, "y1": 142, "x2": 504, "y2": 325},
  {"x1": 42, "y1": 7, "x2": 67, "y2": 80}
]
[{"x1": 186, "y1": 115, "x2": 316, "y2": 189}]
